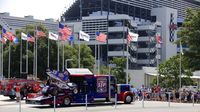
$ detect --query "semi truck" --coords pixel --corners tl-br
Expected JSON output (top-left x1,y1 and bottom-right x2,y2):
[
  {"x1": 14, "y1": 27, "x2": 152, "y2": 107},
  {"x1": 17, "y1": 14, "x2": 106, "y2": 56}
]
[{"x1": 26, "y1": 68, "x2": 134, "y2": 106}]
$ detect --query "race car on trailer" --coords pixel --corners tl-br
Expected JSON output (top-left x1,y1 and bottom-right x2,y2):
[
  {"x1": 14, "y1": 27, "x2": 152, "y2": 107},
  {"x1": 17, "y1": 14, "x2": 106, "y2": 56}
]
[{"x1": 26, "y1": 68, "x2": 134, "y2": 106}]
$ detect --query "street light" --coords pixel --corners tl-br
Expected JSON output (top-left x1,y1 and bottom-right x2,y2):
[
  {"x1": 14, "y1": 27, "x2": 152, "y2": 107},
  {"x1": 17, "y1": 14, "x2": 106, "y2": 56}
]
[{"x1": 65, "y1": 59, "x2": 73, "y2": 69}]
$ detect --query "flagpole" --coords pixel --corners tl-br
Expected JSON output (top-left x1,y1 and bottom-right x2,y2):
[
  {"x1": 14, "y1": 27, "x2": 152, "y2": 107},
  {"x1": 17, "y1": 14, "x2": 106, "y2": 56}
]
[
  {"x1": 2, "y1": 42, "x2": 3, "y2": 78},
  {"x1": 57, "y1": 40, "x2": 60, "y2": 71},
  {"x1": 0, "y1": 42, "x2": 2, "y2": 78},
  {"x1": 78, "y1": 38, "x2": 81, "y2": 68},
  {"x1": 35, "y1": 26, "x2": 38, "y2": 80},
  {"x1": 94, "y1": 43, "x2": 96, "y2": 74},
  {"x1": 79, "y1": 0, "x2": 82, "y2": 68},
  {"x1": 20, "y1": 35, "x2": 22, "y2": 76},
  {"x1": 33, "y1": 35, "x2": 35, "y2": 79},
  {"x1": 126, "y1": 42, "x2": 129, "y2": 84},
  {"x1": 62, "y1": 42, "x2": 65, "y2": 71},
  {"x1": 156, "y1": 44, "x2": 159, "y2": 85},
  {"x1": 8, "y1": 42, "x2": 10, "y2": 78},
  {"x1": 98, "y1": 43, "x2": 100, "y2": 74},
  {"x1": 47, "y1": 34, "x2": 49, "y2": 68},
  {"x1": 26, "y1": 40, "x2": 28, "y2": 74},
  {"x1": 179, "y1": 41, "x2": 182, "y2": 89}
]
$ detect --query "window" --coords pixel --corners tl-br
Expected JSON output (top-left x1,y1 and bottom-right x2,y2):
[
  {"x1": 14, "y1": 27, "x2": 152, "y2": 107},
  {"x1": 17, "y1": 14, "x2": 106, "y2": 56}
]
[
  {"x1": 109, "y1": 44, "x2": 124, "y2": 51},
  {"x1": 138, "y1": 30, "x2": 148, "y2": 36},
  {"x1": 138, "y1": 53, "x2": 148, "y2": 59},
  {"x1": 108, "y1": 32, "x2": 125, "y2": 39},
  {"x1": 138, "y1": 42, "x2": 148, "y2": 48},
  {"x1": 109, "y1": 20, "x2": 123, "y2": 27}
]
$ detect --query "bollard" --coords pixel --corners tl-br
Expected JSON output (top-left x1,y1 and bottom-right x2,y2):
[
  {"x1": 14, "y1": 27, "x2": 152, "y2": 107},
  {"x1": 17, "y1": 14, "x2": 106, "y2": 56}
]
[
  {"x1": 115, "y1": 93, "x2": 117, "y2": 109},
  {"x1": 142, "y1": 92, "x2": 144, "y2": 108},
  {"x1": 19, "y1": 97, "x2": 21, "y2": 112},
  {"x1": 192, "y1": 94, "x2": 194, "y2": 107},
  {"x1": 168, "y1": 92, "x2": 170, "y2": 108},
  {"x1": 85, "y1": 94, "x2": 88, "y2": 110},
  {"x1": 54, "y1": 96, "x2": 56, "y2": 112}
]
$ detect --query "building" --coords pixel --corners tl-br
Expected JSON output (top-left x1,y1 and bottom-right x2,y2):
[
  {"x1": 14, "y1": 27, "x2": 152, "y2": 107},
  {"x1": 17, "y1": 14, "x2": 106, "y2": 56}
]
[
  {"x1": 62, "y1": 0, "x2": 199, "y2": 67},
  {"x1": 0, "y1": 12, "x2": 58, "y2": 32},
  {"x1": 61, "y1": 0, "x2": 200, "y2": 87}
]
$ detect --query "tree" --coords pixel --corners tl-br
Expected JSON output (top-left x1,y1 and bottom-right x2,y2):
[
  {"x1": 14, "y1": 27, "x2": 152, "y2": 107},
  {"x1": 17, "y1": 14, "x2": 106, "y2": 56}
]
[
  {"x1": 156, "y1": 55, "x2": 194, "y2": 89},
  {"x1": 74, "y1": 44, "x2": 95, "y2": 69},
  {"x1": 110, "y1": 57, "x2": 126, "y2": 84},
  {"x1": 178, "y1": 8, "x2": 200, "y2": 71}
]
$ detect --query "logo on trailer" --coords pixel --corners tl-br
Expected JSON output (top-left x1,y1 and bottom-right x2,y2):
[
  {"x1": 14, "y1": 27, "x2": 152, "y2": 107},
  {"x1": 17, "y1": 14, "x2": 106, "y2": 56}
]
[{"x1": 96, "y1": 77, "x2": 107, "y2": 93}]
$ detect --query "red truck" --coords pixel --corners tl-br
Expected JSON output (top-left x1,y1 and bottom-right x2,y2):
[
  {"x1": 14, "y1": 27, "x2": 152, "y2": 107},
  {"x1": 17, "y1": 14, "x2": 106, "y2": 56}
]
[{"x1": 26, "y1": 68, "x2": 134, "y2": 106}]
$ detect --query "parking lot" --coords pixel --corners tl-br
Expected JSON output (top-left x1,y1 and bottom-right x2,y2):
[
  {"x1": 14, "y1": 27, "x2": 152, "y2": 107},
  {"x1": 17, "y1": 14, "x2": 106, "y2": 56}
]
[{"x1": 1, "y1": 95, "x2": 200, "y2": 112}]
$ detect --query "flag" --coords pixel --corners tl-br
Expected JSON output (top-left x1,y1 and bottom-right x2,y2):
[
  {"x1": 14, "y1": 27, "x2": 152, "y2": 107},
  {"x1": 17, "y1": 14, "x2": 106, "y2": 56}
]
[
  {"x1": 36, "y1": 29, "x2": 46, "y2": 37},
  {"x1": 21, "y1": 32, "x2": 27, "y2": 40},
  {"x1": 13, "y1": 37, "x2": 19, "y2": 44},
  {"x1": 180, "y1": 42, "x2": 184, "y2": 55},
  {"x1": 0, "y1": 35, "x2": 6, "y2": 44},
  {"x1": 68, "y1": 36, "x2": 73, "y2": 42},
  {"x1": 79, "y1": 30, "x2": 90, "y2": 41},
  {"x1": 48, "y1": 32, "x2": 58, "y2": 40},
  {"x1": 2, "y1": 27, "x2": 14, "y2": 41},
  {"x1": 127, "y1": 32, "x2": 139, "y2": 43},
  {"x1": 155, "y1": 33, "x2": 162, "y2": 44},
  {"x1": 58, "y1": 23, "x2": 72, "y2": 40},
  {"x1": 27, "y1": 34, "x2": 35, "y2": 43},
  {"x1": 96, "y1": 31, "x2": 107, "y2": 43}
]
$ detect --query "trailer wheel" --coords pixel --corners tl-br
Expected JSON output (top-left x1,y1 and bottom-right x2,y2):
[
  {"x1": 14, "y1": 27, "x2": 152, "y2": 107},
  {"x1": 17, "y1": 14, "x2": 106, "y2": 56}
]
[
  {"x1": 124, "y1": 95, "x2": 133, "y2": 104},
  {"x1": 62, "y1": 97, "x2": 71, "y2": 107},
  {"x1": 50, "y1": 88, "x2": 58, "y2": 96}
]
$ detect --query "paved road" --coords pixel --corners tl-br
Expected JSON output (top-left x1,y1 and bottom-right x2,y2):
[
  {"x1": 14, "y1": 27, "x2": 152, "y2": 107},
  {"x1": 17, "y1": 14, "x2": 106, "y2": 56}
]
[{"x1": 1, "y1": 95, "x2": 200, "y2": 112}]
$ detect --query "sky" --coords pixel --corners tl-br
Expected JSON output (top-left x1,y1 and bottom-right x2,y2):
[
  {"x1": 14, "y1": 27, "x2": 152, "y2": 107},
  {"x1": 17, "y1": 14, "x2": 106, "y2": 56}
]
[{"x1": 0, "y1": 0, "x2": 74, "y2": 20}]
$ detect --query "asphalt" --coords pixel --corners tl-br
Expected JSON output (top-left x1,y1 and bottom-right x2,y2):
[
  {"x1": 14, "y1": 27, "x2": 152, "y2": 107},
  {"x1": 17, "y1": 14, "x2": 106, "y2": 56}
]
[{"x1": 1, "y1": 95, "x2": 200, "y2": 112}]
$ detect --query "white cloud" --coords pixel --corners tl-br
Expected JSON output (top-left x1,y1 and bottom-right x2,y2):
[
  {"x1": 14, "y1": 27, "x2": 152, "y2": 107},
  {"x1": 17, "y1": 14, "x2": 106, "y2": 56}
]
[{"x1": 0, "y1": 0, "x2": 73, "y2": 20}]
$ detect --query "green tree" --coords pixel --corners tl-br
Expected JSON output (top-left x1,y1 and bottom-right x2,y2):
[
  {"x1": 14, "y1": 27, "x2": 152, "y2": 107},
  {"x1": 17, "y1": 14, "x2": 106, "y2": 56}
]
[
  {"x1": 156, "y1": 55, "x2": 194, "y2": 89},
  {"x1": 110, "y1": 57, "x2": 126, "y2": 84},
  {"x1": 178, "y1": 8, "x2": 200, "y2": 71}
]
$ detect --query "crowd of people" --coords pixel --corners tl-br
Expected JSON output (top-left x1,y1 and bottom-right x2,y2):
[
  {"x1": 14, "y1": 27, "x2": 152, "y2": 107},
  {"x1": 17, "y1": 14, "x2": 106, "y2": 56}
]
[{"x1": 131, "y1": 85, "x2": 200, "y2": 103}]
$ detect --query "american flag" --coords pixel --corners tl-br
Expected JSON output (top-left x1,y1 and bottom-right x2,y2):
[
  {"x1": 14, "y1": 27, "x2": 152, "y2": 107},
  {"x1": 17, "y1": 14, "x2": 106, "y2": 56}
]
[
  {"x1": 96, "y1": 32, "x2": 107, "y2": 43},
  {"x1": 155, "y1": 33, "x2": 162, "y2": 44},
  {"x1": 27, "y1": 34, "x2": 35, "y2": 43},
  {"x1": 2, "y1": 27, "x2": 14, "y2": 42},
  {"x1": 127, "y1": 32, "x2": 139, "y2": 43},
  {"x1": 127, "y1": 33, "x2": 132, "y2": 43},
  {"x1": 0, "y1": 35, "x2": 6, "y2": 44},
  {"x1": 58, "y1": 23, "x2": 72, "y2": 41},
  {"x1": 36, "y1": 30, "x2": 46, "y2": 37}
]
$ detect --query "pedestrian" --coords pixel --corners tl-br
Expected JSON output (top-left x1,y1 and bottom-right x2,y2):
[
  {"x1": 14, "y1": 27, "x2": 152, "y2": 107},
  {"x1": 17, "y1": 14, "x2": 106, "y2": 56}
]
[
  {"x1": 0, "y1": 81, "x2": 2, "y2": 94},
  {"x1": 15, "y1": 83, "x2": 21, "y2": 102}
]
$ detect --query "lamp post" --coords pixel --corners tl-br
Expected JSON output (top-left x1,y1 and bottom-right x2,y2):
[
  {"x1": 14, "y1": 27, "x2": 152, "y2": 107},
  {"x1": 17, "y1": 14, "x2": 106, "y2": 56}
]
[{"x1": 65, "y1": 59, "x2": 73, "y2": 69}]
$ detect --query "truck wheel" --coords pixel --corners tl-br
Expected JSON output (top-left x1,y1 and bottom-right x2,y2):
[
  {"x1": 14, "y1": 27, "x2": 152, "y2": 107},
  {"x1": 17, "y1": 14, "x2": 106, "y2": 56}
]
[
  {"x1": 124, "y1": 95, "x2": 133, "y2": 104},
  {"x1": 62, "y1": 97, "x2": 71, "y2": 107},
  {"x1": 9, "y1": 96, "x2": 15, "y2": 100}
]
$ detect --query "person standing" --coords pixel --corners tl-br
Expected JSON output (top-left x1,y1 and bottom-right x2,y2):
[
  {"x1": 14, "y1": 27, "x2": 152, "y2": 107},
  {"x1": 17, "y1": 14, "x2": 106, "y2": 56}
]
[{"x1": 15, "y1": 83, "x2": 20, "y2": 102}]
